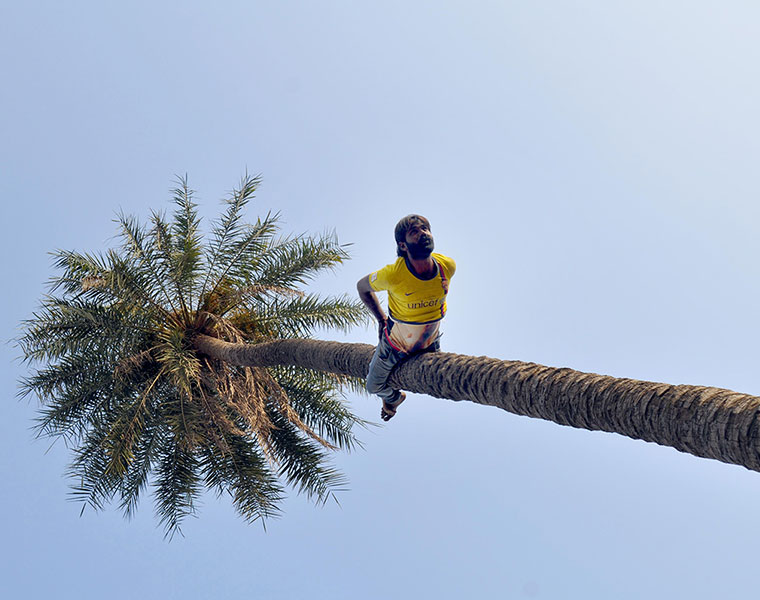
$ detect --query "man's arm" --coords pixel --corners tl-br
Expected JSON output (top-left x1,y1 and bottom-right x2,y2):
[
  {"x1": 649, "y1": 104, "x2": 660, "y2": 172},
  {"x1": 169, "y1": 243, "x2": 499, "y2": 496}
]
[{"x1": 357, "y1": 275, "x2": 388, "y2": 339}]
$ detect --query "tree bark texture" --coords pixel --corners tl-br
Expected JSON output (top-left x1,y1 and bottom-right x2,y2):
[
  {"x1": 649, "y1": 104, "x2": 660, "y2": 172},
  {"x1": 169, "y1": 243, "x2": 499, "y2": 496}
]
[{"x1": 193, "y1": 334, "x2": 760, "y2": 473}]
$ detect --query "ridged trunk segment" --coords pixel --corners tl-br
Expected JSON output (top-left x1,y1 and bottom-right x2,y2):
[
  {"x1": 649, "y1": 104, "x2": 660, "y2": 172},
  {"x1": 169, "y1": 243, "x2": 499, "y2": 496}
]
[{"x1": 193, "y1": 334, "x2": 760, "y2": 472}]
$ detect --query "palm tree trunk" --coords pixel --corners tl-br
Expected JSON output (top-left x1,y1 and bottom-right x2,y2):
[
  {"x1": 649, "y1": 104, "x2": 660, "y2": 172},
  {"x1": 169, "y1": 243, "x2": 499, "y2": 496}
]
[{"x1": 193, "y1": 333, "x2": 760, "y2": 473}]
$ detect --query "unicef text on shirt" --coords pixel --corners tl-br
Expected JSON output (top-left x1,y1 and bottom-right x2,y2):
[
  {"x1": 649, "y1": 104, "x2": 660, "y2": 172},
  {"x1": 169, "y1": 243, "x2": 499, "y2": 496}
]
[{"x1": 407, "y1": 299, "x2": 441, "y2": 309}]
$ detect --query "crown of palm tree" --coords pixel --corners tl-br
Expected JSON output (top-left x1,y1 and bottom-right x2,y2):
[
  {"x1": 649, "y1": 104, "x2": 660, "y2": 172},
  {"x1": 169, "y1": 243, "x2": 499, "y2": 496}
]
[{"x1": 19, "y1": 174, "x2": 369, "y2": 536}]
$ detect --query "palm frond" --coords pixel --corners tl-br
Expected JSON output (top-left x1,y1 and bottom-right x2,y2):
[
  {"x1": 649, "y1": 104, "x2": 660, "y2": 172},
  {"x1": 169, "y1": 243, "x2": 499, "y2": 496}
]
[
  {"x1": 271, "y1": 366, "x2": 368, "y2": 452},
  {"x1": 200, "y1": 214, "x2": 280, "y2": 311},
  {"x1": 153, "y1": 432, "x2": 202, "y2": 538},
  {"x1": 253, "y1": 232, "x2": 351, "y2": 289},
  {"x1": 198, "y1": 173, "x2": 271, "y2": 307},
  {"x1": 19, "y1": 296, "x2": 150, "y2": 362},
  {"x1": 116, "y1": 212, "x2": 180, "y2": 315},
  {"x1": 232, "y1": 293, "x2": 368, "y2": 339},
  {"x1": 199, "y1": 434, "x2": 284, "y2": 524},
  {"x1": 119, "y1": 410, "x2": 162, "y2": 519},
  {"x1": 267, "y1": 409, "x2": 348, "y2": 503},
  {"x1": 168, "y1": 176, "x2": 204, "y2": 314}
]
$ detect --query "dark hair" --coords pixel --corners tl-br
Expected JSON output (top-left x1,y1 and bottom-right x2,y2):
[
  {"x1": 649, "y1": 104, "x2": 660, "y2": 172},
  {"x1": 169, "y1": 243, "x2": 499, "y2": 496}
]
[{"x1": 394, "y1": 214, "x2": 431, "y2": 257}]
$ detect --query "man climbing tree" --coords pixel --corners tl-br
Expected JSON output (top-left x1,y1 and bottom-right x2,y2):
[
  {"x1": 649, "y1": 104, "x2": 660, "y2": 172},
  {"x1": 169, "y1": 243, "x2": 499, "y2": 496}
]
[
  {"x1": 357, "y1": 215, "x2": 456, "y2": 421},
  {"x1": 21, "y1": 177, "x2": 760, "y2": 536}
]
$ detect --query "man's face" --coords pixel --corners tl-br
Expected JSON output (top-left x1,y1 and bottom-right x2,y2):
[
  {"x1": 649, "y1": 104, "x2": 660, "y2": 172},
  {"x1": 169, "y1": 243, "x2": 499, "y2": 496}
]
[{"x1": 402, "y1": 221, "x2": 434, "y2": 259}]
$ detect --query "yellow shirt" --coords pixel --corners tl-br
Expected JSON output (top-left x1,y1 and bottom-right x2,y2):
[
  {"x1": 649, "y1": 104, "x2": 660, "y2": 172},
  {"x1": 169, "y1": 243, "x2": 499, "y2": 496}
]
[
  {"x1": 369, "y1": 253, "x2": 455, "y2": 352},
  {"x1": 369, "y1": 253, "x2": 455, "y2": 323}
]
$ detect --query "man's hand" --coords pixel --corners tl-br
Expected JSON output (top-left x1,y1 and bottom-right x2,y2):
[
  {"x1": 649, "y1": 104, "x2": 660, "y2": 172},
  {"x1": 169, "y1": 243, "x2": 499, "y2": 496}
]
[{"x1": 378, "y1": 317, "x2": 388, "y2": 341}]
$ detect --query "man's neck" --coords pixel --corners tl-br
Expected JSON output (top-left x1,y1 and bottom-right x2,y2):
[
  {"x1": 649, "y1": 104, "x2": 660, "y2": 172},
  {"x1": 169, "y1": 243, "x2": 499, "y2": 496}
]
[{"x1": 405, "y1": 255, "x2": 437, "y2": 279}]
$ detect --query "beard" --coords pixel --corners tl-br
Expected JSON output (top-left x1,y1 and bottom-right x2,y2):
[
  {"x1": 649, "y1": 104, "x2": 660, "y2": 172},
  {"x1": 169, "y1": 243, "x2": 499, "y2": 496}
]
[{"x1": 406, "y1": 235, "x2": 434, "y2": 259}]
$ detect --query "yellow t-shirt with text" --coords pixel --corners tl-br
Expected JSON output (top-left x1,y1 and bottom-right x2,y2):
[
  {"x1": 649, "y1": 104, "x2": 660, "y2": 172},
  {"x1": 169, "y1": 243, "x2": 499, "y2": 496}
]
[{"x1": 368, "y1": 253, "x2": 456, "y2": 324}]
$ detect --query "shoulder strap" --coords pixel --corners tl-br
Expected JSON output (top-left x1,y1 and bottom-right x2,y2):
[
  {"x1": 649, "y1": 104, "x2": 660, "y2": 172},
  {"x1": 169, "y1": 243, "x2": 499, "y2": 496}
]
[{"x1": 435, "y1": 259, "x2": 449, "y2": 295}]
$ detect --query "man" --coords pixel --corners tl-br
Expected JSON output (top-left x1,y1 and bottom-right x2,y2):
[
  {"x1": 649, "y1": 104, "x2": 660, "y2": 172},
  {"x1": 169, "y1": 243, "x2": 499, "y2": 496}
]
[{"x1": 357, "y1": 215, "x2": 456, "y2": 421}]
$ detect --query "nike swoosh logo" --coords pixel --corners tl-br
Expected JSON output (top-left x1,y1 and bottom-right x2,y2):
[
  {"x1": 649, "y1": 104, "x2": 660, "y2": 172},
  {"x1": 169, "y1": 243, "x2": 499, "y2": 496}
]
[{"x1": 404, "y1": 292, "x2": 414, "y2": 296}]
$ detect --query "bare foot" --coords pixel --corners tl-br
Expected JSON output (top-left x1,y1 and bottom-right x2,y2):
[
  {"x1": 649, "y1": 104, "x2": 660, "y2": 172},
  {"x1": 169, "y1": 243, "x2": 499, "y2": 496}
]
[{"x1": 381, "y1": 392, "x2": 406, "y2": 421}]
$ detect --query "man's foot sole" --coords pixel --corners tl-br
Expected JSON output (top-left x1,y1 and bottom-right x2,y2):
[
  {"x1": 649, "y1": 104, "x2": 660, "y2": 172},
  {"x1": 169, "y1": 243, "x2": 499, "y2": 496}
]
[{"x1": 381, "y1": 392, "x2": 406, "y2": 421}]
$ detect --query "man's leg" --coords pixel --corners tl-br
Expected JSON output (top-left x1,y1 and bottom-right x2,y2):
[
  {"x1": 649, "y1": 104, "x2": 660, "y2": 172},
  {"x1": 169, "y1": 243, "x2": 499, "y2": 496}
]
[
  {"x1": 366, "y1": 333, "x2": 405, "y2": 402},
  {"x1": 366, "y1": 334, "x2": 406, "y2": 419},
  {"x1": 365, "y1": 328, "x2": 440, "y2": 420}
]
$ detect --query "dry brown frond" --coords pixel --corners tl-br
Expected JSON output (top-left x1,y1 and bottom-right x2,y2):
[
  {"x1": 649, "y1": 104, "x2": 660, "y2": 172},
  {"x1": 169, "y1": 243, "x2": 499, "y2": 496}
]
[
  {"x1": 82, "y1": 275, "x2": 106, "y2": 291},
  {"x1": 114, "y1": 349, "x2": 155, "y2": 380},
  {"x1": 193, "y1": 311, "x2": 335, "y2": 462},
  {"x1": 200, "y1": 311, "x2": 247, "y2": 343},
  {"x1": 201, "y1": 356, "x2": 278, "y2": 465}
]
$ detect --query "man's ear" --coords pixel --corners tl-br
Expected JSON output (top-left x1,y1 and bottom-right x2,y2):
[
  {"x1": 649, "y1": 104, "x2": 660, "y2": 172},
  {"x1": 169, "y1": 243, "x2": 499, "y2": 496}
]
[{"x1": 398, "y1": 242, "x2": 407, "y2": 253}]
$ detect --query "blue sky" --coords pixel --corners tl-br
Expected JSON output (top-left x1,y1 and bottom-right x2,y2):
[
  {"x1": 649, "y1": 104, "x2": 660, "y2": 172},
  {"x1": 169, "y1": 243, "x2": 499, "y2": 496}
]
[{"x1": 3, "y1": 2, "x2": 760, "y2": 598}]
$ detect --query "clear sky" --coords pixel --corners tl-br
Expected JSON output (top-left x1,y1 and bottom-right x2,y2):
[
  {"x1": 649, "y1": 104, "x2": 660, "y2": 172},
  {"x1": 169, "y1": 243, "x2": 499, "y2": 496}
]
[{"x1": 3, "y1": 2, "x2": 760, "y2": 598}]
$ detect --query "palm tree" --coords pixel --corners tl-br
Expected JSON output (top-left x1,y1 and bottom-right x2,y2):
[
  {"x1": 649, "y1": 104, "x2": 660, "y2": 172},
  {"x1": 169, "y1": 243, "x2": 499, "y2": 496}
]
[
  {"x1": 21, "y1": 175, "x2": 760, "y2": 537},
  {"x1": 19, "y1": 175, "x2": 369, "y2": 536}
]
